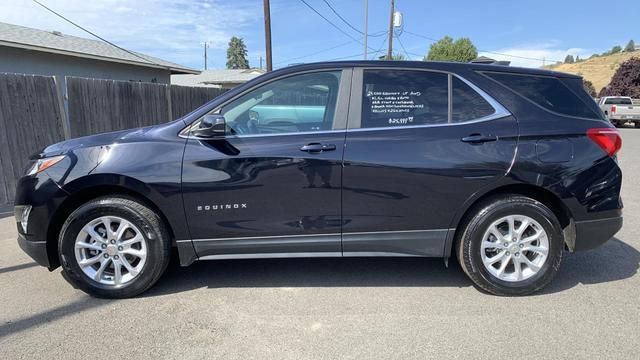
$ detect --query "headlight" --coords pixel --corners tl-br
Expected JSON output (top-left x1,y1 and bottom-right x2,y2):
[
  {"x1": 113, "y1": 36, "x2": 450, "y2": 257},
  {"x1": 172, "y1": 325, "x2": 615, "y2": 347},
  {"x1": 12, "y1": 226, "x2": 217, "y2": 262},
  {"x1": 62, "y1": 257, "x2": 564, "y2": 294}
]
[{"x1": 26, "y1": 155, "x2": 66, "y2": 176}]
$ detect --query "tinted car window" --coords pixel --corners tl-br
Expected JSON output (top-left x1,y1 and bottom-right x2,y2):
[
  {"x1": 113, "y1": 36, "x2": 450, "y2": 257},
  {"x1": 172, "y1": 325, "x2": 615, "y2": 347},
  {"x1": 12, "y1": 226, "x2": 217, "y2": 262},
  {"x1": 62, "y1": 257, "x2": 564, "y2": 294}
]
[
  {"x1": 484, "y1": 72, "x2": 598, "y2": 119},
  {"x1": 604, "y1": 98, "x2": 632, "y2": 105},
  {"x1": 362, "y1": 70, "x2": 448, "y2": 128},
  {"x1": 451, "y1": 77, "x2": 495, "y2": 122},
  {"x1": 219, "y1": 71, "x2": 341, "y2": 135}
]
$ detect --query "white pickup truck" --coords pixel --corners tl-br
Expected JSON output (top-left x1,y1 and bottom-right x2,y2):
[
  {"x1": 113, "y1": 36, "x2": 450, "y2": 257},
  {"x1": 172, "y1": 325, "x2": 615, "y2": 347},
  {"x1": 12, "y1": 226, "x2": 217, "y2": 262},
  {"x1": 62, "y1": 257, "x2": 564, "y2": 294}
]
[{"x1": 599, "y1": 96, "x2": 640, "y2": 128}]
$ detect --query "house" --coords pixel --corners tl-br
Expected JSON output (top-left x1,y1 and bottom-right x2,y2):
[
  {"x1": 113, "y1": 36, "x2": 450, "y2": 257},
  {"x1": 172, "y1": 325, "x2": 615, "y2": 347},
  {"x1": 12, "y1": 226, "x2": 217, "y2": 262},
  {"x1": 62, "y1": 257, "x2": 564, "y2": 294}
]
[
  {"x1": 171, "y1": 68, "x2": 266, "y2": 89},
  {"x1": 0, "y1": 22, "x2": 198, "y2": 94}
]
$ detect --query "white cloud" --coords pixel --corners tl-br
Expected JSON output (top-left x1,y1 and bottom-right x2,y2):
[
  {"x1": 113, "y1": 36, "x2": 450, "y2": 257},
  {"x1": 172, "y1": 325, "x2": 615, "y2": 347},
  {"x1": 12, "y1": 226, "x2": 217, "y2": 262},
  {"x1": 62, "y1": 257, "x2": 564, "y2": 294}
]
[
  {"x1": 479, "y1": 41, "x2": 599, "y2": 68},
  {"x1": 0, "y1": 0, "x2": 260, "y2": 69}
]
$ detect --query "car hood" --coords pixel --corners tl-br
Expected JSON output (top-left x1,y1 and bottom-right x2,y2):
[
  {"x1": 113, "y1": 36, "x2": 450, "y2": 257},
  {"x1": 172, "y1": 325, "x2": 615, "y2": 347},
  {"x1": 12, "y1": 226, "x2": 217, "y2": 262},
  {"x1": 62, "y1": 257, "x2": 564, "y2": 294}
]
[{"x1": 33, "y1": 126, "x2": 157, "y2": 159}]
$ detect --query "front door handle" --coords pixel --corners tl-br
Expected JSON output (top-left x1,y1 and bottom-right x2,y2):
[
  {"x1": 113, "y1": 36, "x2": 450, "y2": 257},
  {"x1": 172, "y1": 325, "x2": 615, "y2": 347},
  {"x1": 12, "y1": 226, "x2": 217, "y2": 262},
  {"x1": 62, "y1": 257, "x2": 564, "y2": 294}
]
[
  {"x1": 461, "y1": 133, "x2": 497, "y2": 144},
  {"x1": 300, "y1": 143, "x2": 337, "y2": 153}
]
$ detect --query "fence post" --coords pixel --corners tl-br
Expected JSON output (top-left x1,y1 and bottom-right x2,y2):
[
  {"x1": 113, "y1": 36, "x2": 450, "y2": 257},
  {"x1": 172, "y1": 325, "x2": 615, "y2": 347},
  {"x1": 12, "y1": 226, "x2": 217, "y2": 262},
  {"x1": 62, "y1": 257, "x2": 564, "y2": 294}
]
[
  {"x1": 53, "y1": 75, "x2": 71, "y2": 140},
  {"x1": 166, "y1": 84, "x2": 173, "y2": 122}
]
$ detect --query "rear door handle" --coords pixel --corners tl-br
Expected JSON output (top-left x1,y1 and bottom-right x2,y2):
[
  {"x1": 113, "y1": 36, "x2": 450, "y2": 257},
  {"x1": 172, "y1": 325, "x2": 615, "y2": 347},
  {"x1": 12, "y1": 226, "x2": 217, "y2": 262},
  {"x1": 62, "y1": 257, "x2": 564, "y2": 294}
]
[
  {"x1": 461, "y1": 133, "x2": 497, "y2": 144},
  {"x1": 300, "y1": 143, "x2": 337, "y2": 153}
]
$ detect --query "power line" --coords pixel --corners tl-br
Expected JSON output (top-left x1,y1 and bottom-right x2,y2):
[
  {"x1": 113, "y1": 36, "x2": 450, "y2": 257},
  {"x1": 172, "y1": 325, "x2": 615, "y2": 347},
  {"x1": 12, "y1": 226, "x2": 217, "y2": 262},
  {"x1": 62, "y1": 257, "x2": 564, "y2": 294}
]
[
  {"x1": 395, "y1": 33, "x2": 412, "y2": 59},
  {"x1": 325, "y1": 52, "x2": 365, "y2": 61},
  {"x1": 274, "y1": 39, "x2": 359, "y2": 66},
  {"x1": 370, "y1": 36, "x2": 388, "y2": 60},
  {"x1": 299, "y1": 0, "x2": 362, "y2": 43},
  {"x1": 299, "y1": 0, "x2": 378, "y2": 52},
  {"x1": 322, "y1": 0, "x2": 363, "y2": 35},
  {"x1": 275, "y1": 29, "x2": 390, "y2": 66},
  {"x1": 479, "y1": 50, "x2": 563, "y2": 64},
  {"x1": 404, "y1": 30, "x2": 564, "y2": 64},
  {"x1": 31, "y1": 0, "x2": 165, "y2": 68}
]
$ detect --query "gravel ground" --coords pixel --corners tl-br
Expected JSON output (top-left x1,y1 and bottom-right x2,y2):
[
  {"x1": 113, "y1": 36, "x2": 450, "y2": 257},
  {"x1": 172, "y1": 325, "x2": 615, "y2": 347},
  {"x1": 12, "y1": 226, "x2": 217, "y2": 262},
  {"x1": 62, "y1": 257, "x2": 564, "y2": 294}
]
[{"x1": 0, "y1": 129, "x2": 638, "y2": 359}]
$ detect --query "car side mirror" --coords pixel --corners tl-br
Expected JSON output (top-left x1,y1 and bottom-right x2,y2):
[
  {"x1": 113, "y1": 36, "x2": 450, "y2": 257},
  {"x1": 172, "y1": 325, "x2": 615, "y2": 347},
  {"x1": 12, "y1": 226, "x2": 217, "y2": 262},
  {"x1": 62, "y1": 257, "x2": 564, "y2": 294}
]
[{"x1": 192, "y1": 114, "x2": 226, "y2": 139}]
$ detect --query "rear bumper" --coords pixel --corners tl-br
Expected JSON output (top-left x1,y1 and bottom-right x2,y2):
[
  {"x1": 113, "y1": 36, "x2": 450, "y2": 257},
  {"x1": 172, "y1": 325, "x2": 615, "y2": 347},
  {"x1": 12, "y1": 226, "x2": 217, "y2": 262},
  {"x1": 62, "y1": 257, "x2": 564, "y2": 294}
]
[
  {"x1": 17, "y1": 233, "x2": 50, "y2": 268},
  {"x1": 573, "y1": 216, "x2": 623, "y2": 251}
]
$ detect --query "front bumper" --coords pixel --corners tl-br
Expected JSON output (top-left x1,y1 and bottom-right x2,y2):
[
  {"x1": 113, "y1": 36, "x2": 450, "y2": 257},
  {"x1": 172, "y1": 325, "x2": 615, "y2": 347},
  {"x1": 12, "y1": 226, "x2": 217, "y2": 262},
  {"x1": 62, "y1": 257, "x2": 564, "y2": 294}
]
[
  {"x1": 17, "y1": 233, "x2": 50, "y2": 268},
  {"x1": 574, "y1": 216, "x2": 623, "y2": 251}
]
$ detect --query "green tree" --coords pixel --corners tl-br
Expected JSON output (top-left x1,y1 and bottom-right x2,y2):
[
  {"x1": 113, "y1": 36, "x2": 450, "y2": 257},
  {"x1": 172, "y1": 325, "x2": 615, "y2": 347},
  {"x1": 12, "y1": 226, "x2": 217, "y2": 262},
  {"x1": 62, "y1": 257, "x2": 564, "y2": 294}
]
[
  {"x1": 625, "y1": 40, "x2": 636, "y2": 52},
  {"x1": 424, "y1": 36, "x2": 478, "y2": 62},
  {"x1": 611, "y1": 45, "x2": 622, "y2": 54},
  {"x1": 564, "y1": 54, "x2": 575, "y2": 64},
  {"x1": 583, "y1": 79, "x2": 597, "y2": 97},
  {"x1": 599, "y1": 57, "x2": 640, "y2": 98},
  {"x1": 389, "y1": 53, "x2": 407, "y2": 60},
  {"x1": 226, "y1": 37, "x2": 249, "y2": 69}
]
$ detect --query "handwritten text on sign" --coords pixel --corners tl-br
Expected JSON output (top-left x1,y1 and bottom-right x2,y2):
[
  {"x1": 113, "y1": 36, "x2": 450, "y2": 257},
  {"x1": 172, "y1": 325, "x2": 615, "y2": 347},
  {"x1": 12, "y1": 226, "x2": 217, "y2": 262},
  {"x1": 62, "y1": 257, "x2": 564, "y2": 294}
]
[{"x1": 367, "y1": 90, "x2": 423, "y2": 125}]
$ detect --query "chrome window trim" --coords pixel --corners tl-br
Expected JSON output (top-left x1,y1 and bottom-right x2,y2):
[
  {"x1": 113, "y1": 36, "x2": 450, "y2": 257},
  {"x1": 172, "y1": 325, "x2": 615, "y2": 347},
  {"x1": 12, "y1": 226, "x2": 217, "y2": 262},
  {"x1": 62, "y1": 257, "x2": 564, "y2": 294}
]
[
  {"x1": 181, "y1": 67, "x2": 512, "y2": 140},
  {"x1": 180, "y1": 68, "x2": 351, "y2": 140}
]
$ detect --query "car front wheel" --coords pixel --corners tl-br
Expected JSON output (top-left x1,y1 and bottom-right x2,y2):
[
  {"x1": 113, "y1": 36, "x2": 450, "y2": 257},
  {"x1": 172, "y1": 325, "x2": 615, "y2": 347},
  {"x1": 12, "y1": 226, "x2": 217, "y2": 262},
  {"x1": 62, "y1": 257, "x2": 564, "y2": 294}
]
[
  {"x1": 58, "y1": 196, "x2": 171, "y2": 298},
  {"x1": 456, "y1": 195, "x2": 564, "y2": 296}
]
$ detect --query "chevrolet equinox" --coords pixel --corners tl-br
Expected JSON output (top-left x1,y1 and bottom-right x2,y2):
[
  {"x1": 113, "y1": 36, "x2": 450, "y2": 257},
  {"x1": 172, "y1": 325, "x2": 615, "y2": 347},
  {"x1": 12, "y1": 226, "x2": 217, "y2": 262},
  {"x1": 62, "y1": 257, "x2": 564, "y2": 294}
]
[{"x1": 15, "y1": 61, "x2": 623, "y2": 298}]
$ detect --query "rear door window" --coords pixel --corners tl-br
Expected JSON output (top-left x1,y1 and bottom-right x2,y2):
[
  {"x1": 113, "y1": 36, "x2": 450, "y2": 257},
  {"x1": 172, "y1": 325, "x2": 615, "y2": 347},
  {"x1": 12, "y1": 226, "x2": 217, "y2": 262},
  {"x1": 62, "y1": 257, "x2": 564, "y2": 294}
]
[
  {"x1": 483, "y1": 72, "x2": 599, "y2": 119},
  {"x1": 362, "y1": 70, "x2": 448, "y2": 128}
]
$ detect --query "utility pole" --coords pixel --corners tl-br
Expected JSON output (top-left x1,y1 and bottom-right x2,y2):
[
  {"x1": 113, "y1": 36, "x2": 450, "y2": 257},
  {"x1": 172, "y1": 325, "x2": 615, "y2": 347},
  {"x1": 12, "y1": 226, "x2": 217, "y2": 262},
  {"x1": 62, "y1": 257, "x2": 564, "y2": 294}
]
[
  {"x1": 201, "y1": 42, "x2": 209, "y2": 70},
  {"x1": 363, "y1": 0, "x2": 369, "y2": 60},
  {"x1": 263, "y1": 0, "x2": 273, "y2": 72},
  {"x1": 386, "y1": 0, "x2": 394, "y2": 60},
  {"x1": 260, "y1": 56, "x2": 263, "y2": 70}
]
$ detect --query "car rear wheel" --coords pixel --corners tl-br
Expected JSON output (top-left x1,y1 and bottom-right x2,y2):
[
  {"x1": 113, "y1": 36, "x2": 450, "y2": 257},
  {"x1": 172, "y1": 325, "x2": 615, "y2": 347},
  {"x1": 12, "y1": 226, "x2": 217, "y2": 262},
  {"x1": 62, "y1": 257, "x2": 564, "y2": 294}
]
[
  {"x1": 456, "y1": 195, "x2": 563, "y2": 296},
  {"x1": 58, "y1": 196, "x2": 171, "y2": 298}
]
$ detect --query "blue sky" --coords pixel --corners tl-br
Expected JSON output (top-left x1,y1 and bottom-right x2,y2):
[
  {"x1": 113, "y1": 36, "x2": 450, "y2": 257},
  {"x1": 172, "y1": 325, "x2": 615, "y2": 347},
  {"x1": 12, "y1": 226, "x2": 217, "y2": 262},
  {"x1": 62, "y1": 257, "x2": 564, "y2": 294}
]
[{"x1": 2, "y1": 0, "x2": 639, "y2": 70}]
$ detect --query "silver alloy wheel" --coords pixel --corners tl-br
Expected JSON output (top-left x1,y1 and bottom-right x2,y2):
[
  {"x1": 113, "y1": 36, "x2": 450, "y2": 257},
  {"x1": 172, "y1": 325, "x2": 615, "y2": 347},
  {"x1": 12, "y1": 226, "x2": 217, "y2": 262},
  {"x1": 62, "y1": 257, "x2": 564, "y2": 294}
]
[
  {"x1": 480, "y1": 214, "x2": 549, "y2": 282},
  {"x1": 74, "y1": 216, "x2": 147, "y2": 286}
]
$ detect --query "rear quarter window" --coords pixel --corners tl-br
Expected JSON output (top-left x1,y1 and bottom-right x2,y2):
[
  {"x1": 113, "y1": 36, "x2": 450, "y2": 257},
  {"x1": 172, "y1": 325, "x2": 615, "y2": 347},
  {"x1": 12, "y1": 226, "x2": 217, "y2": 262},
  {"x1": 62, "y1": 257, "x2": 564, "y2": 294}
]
[{"x1": 483, "y1": 72, "x2": 599, "y2": 119}]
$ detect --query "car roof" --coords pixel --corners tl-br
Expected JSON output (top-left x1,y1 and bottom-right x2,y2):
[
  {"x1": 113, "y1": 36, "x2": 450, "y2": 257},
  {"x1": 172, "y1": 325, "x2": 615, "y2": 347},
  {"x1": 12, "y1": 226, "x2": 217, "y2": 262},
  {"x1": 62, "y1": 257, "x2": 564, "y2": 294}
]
[{"x1": 275, "y1": 60, "x2": 581, "y2": 79}]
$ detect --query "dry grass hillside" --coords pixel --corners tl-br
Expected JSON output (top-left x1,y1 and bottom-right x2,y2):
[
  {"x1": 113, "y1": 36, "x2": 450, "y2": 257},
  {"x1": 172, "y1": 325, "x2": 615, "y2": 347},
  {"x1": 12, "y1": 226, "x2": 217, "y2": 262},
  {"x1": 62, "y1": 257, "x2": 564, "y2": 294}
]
[{"x1": 546, "y1": 50, "x2": 640, "y2": 93}]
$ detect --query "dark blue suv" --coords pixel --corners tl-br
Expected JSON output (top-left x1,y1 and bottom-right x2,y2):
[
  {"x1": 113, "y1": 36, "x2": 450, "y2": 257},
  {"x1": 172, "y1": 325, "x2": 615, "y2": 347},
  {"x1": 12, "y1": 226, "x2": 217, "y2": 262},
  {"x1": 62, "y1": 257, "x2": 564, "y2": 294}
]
[{"x1": 15, "y1": 61, "x2": 623, "y2": 298}]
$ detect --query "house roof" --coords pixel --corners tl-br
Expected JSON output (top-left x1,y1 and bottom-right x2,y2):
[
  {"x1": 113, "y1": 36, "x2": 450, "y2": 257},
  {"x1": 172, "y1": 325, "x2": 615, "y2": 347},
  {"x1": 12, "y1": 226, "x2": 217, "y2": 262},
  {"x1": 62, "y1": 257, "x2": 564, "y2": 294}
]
[
  {"x1": 0, "y1": 22, "x2": 199, "y2": 75},
  {"x1": 171, "y1": 69, "x2": 266, "y2": 87}
]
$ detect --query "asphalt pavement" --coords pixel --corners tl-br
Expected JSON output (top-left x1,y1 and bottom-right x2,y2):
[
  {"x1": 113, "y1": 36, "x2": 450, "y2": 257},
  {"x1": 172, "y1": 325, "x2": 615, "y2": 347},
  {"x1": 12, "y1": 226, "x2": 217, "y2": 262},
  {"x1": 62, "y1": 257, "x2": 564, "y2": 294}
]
[{"x1": 1, "y1": 129, "x2": 638, "y2": 359}]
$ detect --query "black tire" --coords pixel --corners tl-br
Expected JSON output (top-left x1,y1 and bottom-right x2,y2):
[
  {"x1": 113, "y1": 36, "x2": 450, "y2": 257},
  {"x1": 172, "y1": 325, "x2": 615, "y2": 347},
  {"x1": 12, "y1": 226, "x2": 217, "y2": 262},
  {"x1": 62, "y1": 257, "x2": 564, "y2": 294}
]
[
  {"x1": 635, "y1": 122, "x2": 640, "y2": 128},
  {"x1": 58, "y1": 196, "x2": 171, "y2": 298},
  {"x1": 456, "y1": 195, "x2": 563, "y2": 296}
]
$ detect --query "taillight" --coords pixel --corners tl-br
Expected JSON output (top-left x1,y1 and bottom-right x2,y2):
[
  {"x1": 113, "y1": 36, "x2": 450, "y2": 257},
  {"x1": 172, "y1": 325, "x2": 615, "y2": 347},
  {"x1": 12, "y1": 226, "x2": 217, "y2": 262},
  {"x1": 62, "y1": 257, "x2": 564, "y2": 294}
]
[
  {"x1": 587, "y1": 128, "x2": 622, "y2": 157},
  {"x1": 611, "y1": 105, "x2": 617, "y2": 114}
]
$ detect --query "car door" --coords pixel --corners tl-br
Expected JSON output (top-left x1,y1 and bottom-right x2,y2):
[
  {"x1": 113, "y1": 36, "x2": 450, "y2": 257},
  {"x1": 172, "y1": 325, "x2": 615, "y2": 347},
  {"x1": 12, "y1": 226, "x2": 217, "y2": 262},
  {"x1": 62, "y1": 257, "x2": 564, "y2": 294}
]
[
  {"x1": 341, "y1": 68, "x2": 517, "y2": 257},
  {"x1": 182, "y1": 69, "x2": 352, "y2": 259}
]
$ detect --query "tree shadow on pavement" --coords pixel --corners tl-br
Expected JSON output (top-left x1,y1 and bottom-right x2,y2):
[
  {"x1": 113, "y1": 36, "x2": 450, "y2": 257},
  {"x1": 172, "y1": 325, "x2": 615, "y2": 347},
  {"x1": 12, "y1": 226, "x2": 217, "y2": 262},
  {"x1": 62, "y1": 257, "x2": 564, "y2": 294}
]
[
  {"x1": 0, "y1": 262, "x2": 37, "y2": 275},
  {"x1": 0, "y1": 297, "x2": 109, "y2": 340},
  {"x1": 146, "y1": 237, "x2": 639, "y2": 297}
]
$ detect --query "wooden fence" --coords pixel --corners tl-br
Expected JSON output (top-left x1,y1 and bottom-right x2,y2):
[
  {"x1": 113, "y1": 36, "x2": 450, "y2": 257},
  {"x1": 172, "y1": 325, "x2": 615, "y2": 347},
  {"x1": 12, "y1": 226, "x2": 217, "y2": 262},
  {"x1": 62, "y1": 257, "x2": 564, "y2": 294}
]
[
  {"x1": 0, "y1": 73, "x2": 65, "y2": 205},
  {"x1": 0, "y1": 73, "x2": 226, "y2": 205}
]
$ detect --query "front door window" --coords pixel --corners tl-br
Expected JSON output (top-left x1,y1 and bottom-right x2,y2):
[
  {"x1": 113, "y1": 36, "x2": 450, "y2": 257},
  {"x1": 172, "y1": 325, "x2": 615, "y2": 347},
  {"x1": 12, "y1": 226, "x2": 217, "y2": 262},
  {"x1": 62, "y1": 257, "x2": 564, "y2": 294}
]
[{"x1": 218, "y1": 71, "x2": 342, "y2": 136}]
